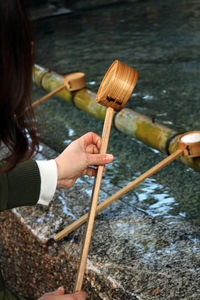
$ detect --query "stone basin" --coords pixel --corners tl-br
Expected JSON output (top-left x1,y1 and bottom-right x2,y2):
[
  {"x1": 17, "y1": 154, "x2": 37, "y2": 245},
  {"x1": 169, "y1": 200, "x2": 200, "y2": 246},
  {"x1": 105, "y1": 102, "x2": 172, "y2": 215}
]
[{"x1": 1, "y1": 143, "x2": 200, "y2": 300}]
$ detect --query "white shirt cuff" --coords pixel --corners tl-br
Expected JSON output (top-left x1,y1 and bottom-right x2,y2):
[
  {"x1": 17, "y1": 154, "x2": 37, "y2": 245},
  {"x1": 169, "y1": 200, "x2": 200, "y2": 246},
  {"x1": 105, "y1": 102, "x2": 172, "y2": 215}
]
[{"x1": 36, "y1": 160, "x2": 58, "y2": 206}]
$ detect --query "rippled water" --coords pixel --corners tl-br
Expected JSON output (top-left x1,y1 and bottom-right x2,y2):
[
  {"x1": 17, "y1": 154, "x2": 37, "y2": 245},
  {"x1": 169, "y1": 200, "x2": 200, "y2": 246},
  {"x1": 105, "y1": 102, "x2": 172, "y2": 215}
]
[{"x1": 33, "y1": 0, "x2": 200, "y2": 221}]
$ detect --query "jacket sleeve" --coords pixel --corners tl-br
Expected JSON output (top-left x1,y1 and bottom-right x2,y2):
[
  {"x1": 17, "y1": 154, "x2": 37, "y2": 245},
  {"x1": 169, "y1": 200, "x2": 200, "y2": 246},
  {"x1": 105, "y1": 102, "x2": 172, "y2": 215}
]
[{"x1": 0, "y1": 159, "x2": 41, "y2": 211}]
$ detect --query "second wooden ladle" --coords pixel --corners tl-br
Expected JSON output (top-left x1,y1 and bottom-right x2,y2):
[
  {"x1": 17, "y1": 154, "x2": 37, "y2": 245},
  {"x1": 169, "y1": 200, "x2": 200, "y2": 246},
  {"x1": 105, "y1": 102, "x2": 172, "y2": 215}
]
[
  {"x1": 32, "y1": 72, "x2": 85, "y2": 108},
  {"x1": 54, "y1": 130, "x2": 200, "y2": 241}
]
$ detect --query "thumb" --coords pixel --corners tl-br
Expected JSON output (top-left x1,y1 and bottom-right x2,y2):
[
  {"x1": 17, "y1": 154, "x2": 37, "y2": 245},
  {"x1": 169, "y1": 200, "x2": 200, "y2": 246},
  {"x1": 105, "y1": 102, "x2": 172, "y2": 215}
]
[
  {"x1": 56, "y1": 287, "x2": 65, "y2": 295},
  {"x1": 86, "y1": 153, "x2": 113, "y2": 166},
  {"x1": 51, "y1": 287, "x2": 65, "y2": 295}
]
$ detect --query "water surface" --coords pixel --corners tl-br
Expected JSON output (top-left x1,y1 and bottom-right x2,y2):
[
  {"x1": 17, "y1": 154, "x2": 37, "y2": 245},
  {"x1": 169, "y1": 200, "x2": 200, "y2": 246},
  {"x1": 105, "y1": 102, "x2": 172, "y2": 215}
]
[{"x1": 33, "y1": 0, "x2": 200, "y2": 222}]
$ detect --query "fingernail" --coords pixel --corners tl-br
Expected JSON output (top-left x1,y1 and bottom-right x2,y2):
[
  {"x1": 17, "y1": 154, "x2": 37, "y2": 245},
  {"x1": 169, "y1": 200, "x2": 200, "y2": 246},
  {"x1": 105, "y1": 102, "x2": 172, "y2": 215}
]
[
  {"x1": 58, "y1": 286, "x2": 64, "y2": 291},
  {"x1": 107, "y1": 154, "x2": 114, "y2": 160}
]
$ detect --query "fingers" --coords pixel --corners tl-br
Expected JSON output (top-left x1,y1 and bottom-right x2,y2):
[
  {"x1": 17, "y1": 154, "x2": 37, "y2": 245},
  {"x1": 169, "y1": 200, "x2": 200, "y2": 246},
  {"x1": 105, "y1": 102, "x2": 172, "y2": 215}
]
[
  {"x1": 82, "y1": 132, "x2": 101, "y2": 150},
  {"x1": 57, "y1": 164, "x2": 108, "y2": 189},
  {"x1": 39, "y1": 289, "x2": 87, "y2": 300},
  {"x1": 57, "y1": 177, "x2": 77, "y2": 189},
  {"x1": 82, "y1": 166, "x2": 107, "y2": 177},
  {"x1": 82, "y1": 167, "x2": 97, "y2": 177},
  {"x1": 86, "y1": 153, "x2": 114, "y2": 166},
  {"x1": 55, "y1": 287, "x2": 65, "y2": 295},
  {"x1": 85, "y1": 144, "x2": 99, "y2": 154},
  {"x1": 55, "y1": 132, "x2": 113, "y2": 190},
  {"x1": 57, "y1": 164, "x2": 107, "y2": 187},
  {"x1": 50, "y1": 287, "x2": 65, "y2": 295}
]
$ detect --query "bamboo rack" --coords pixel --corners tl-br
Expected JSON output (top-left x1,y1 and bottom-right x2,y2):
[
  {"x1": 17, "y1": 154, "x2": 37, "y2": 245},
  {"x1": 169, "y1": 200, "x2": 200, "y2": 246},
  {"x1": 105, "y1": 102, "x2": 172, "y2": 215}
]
[{"x1": 32, "y1": 64, "x2": 200, "y2": 172}]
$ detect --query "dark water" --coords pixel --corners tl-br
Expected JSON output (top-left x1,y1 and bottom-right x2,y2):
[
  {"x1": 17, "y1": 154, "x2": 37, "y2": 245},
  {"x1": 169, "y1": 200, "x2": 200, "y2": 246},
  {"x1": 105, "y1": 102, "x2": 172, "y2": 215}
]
[{"x1": 33, "y1": 0, "x2": 200, "y2": 221}]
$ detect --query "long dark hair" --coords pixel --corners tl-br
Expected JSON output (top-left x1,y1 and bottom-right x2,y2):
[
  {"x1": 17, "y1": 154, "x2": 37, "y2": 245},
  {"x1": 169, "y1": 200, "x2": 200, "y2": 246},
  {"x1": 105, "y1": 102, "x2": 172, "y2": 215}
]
[{"x1": 0, "y1": 0, "x2": 39, "y2": 172}]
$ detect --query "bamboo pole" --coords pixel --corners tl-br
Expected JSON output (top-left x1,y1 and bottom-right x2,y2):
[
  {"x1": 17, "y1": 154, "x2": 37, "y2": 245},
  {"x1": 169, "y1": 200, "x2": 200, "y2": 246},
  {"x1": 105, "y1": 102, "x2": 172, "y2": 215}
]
[
  {"x1": 32, "y1": 64, "x2": 200, "y2": 171},
  {"x1": 54, "y1": 148, "x2": 183, "y2": 242}
]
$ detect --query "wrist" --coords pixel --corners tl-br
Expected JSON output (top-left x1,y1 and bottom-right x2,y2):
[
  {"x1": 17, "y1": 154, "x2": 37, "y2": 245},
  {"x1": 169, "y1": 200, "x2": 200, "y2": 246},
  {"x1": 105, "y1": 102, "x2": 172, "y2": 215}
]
[{"x1": 54, "y1": 158, "x2": 76, "y2": 189}]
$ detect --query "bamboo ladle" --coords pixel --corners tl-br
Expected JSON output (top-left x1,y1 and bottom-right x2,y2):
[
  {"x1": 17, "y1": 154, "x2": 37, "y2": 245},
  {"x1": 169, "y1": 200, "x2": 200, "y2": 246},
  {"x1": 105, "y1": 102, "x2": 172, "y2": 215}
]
[
  {"x1": 54, "y1": 130, "x2": 200, "y2": 242},
  {"x1": 74, "y1": 60, "x2": 138, "y2": 292},
  {"x1": 32, "y1": 72, "x2": 85, "y2": 108}
]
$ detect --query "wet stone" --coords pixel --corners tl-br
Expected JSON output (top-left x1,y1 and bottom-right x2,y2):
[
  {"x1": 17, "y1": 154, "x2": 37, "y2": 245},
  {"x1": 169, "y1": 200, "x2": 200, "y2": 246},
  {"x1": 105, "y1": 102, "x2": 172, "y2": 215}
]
[{"x1": 0, "y1": 142, "x2": 200, "y2": 299}]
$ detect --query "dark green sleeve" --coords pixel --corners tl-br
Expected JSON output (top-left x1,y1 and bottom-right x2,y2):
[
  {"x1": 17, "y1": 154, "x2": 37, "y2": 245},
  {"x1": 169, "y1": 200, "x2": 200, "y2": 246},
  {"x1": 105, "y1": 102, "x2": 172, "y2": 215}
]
[{"x1": 0, "y1": 160, "x2": 41, "y2": 211}]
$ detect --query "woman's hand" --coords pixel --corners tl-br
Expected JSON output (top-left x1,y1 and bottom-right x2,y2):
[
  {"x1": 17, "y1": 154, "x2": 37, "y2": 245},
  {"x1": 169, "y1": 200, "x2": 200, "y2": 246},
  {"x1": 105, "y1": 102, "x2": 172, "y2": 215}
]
[
  {"x1": 55, "y1": 132, "x2": 114, "y2": 189},
  {"x1": 38, "y1": 286, "x2": 87, "y2": 300}
]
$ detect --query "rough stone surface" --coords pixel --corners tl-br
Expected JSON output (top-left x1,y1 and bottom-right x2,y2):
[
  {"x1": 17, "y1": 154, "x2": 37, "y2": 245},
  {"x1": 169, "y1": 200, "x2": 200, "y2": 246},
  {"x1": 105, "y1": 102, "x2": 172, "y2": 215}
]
[{"x1": 1, "y1": 144, "x2": 200, "y2": 299}]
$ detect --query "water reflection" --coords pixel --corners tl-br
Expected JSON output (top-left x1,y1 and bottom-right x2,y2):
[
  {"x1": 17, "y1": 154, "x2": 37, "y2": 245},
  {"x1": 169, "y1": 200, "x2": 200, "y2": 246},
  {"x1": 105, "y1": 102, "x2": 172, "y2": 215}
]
[
  {"x1": 135, "y1": 178, "x2": 175, "y2": 216},
  {"x1": 57, "y1": 192, "x2": 76, "y2": 219},
  {"x1": 142, "y1": 94, "x2": 154, "y2": 100},
  {"x1": 35, "y1": 211, "x2": 54, "y2": 223}
]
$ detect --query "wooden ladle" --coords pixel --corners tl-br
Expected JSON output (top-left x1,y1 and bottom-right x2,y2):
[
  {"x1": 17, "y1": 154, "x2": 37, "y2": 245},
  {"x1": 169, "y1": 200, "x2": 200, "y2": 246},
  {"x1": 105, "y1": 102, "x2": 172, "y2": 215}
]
[
  {"x1": 32, "y1": 72, "x2": 85, "y2": 108},
  {"x1": 54, "y1": 131, "x2": 200, "y2": 242},
  {"x1": 74, "y1": 60, "x2": 138, "y2": 292}
]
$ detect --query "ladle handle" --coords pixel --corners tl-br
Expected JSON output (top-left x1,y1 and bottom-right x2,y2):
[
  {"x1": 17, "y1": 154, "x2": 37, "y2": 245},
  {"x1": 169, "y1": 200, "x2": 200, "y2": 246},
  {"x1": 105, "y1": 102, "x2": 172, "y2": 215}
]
[
  {"x1": 74, "y1": 106, "x2": 114, "y2": 292},
  {"x1": 32, "y1": 84, "x2": 65, "y2": 108},
  {"x1": 54, "y1": 148, "x2": 183, "y2": 242}
]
